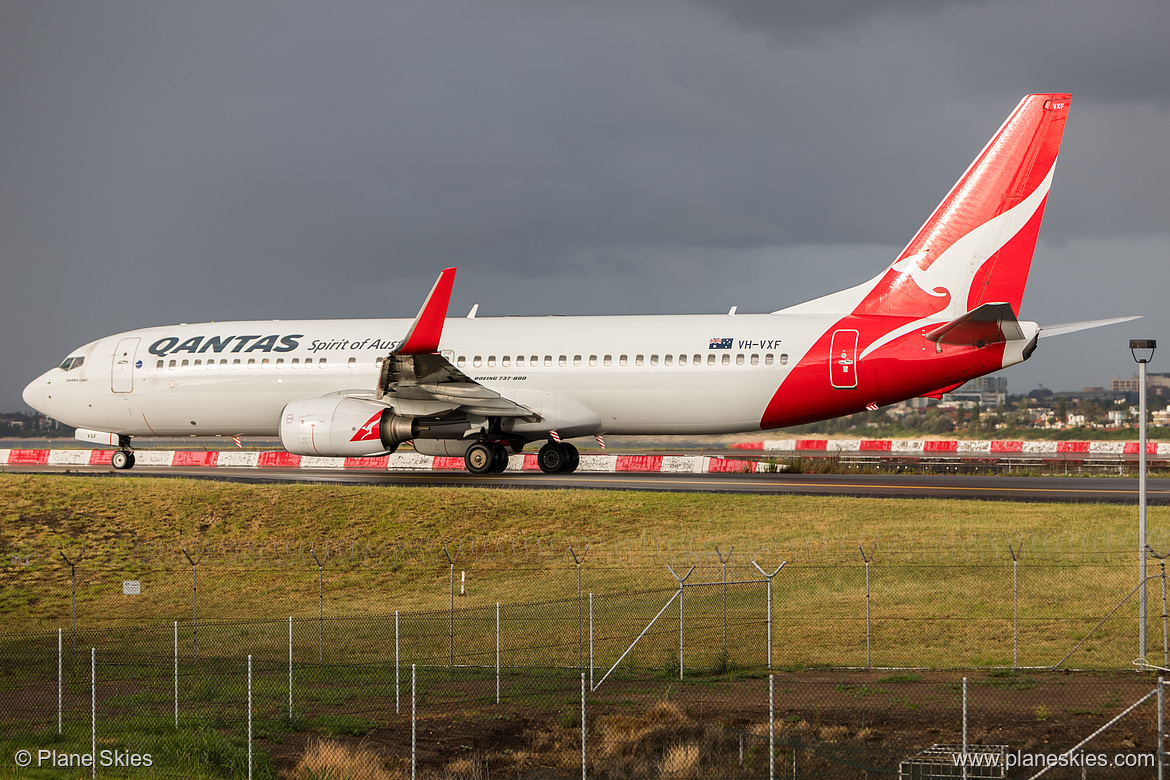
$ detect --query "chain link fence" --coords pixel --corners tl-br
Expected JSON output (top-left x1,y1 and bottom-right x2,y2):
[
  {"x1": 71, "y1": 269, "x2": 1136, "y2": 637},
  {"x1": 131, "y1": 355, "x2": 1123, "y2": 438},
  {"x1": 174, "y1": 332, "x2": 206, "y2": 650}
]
[{"x1": 3, "y1": 538, "x2": 1170, "y2": 777}]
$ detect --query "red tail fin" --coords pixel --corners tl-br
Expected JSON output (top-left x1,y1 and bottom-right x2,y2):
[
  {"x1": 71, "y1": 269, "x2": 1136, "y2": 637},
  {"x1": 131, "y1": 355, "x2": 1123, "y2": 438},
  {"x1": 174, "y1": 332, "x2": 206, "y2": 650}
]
[{"x1": 855, "y1": 94, "x2": 1071, "y2": 321}]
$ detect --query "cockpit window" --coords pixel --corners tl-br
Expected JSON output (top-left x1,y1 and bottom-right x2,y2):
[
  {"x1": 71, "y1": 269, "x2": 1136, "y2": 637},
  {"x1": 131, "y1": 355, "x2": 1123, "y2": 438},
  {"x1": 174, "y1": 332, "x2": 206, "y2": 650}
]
[{"x1": 59, "y1": 356, "x2": 85, "y2": 372}]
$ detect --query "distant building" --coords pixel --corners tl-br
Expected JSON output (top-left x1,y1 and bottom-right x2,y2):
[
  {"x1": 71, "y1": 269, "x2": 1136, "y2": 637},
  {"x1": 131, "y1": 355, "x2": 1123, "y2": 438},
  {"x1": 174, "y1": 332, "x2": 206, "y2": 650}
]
[
  {"x1": 1113, "y1": 373, "x2": 1170, "y2": 393},
  {"x1": 944, "y1": 376, "x2": 1007, "y2": 408}
]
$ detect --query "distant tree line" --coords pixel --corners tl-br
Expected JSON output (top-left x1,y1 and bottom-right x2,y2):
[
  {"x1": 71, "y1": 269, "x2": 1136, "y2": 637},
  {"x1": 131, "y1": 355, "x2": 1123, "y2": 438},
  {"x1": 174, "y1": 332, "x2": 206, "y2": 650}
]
[{"x1": 0, "y1": 413, "x2": 73, "y2": 438}]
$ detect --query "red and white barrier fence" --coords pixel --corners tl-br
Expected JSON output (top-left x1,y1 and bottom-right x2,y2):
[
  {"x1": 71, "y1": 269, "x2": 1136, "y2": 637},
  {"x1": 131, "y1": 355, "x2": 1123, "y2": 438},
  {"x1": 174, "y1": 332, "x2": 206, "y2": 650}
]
[
  {"x1": 0, "y1": 449, "x2": 766, "y2": 474},
  {"x1": 733, "y1": 439, "x2": 1170, "y2": 456}
]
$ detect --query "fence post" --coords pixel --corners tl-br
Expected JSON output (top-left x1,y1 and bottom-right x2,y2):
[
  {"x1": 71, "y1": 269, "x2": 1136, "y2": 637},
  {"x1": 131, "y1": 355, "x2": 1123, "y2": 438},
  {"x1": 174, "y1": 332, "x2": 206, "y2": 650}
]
[
  {"x1": 496, "y1": 602, "x2": 501, "y2": 705},
  {"x1": 715, "y1": 546, "x2": 734, "y2": 659},
  {"x1": 581, "y1": 672, "x2": 587, "y2": 780},
  {"x1": 395, "y1": 610, "x2": 400, "y2": 715},
  {"x1": 751, "y1": 560, "x2": 787, "y2": 669},
  {"x1": 769, "y1": 673, "x2": 775, "y2": 780},
  {"x1": 311, "y1": 546, "x2": 323, "y2": 663},
  {"x1": 570, "y1": 546, "x2": 588, "y2": 670},
  {"x1": 1158, "y1": 676, "x2": 1164, "y2": 780},
  {"x1": 58, "y1": 628, "x2": 62, "y2": 735},
  {"x1": 666, "y1": 564, "x2": 696, "y2": 679},
  {"x1": 443, "y1": 546, "x2": 455, "y2": 668},
  {"x1": 859, "y1": 544, "x2": 876, "y2": 669},
  {"x1": 182, "y1": 546, "x2": 200, "y2": 662},
  {"x1": 174, "y1": 621, "x2": 179, "y2": 729},
  {"x1": 1149, "y1": 548, "x2": 1170, "y2": 671},
  {"x1": 589, "y1": 593, "x2": 594, "y2": 691},
  {"x1": 90, "y1": 647, "x2": 95, "y2": 780},
  {"x1": 60, "y1": 546, "x2": 83, "y2": 668},
  {"x1": 411, "y1": 664, "x2": 417, "y2": 780},
  {"x1": 247, "y1": 654, "x2": 253, "y2": 780},
  {"x1": 288, "y1": 616, "x2": 293, "y2": 719},
  {"x1": 962, "y1": 676, "x2": 968, "y2": 780},
  {"x1": 1009, "y1": 541, "x2": 1021, "y2": 669}
]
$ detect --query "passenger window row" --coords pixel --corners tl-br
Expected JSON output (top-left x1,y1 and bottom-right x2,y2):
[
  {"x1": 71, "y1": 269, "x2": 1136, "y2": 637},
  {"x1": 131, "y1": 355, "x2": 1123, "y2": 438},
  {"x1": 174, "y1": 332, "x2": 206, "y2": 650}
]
[
  {"x1": 152, "y1": 351, "x2": 793, "y2": 372},
  {"x1": 155, "y1": 357, "x2": 331, "y2": 370},
  {"x1": 454, "y1": 353, "x2": 789, "y2": 368}
]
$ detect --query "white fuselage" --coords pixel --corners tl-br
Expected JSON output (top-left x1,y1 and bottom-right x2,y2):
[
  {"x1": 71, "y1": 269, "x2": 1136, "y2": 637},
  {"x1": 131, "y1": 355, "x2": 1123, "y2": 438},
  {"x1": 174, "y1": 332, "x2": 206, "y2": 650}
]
[{"x1": 27, "y1": 313, "x2": 829, "y2": 438}]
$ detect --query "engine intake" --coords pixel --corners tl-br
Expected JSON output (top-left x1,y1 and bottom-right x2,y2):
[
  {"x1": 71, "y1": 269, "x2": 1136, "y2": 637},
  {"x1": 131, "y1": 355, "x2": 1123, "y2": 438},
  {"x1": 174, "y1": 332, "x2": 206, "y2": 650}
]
[{"x1": 279, "y1": 397, "x2": 416, "y2": 457}]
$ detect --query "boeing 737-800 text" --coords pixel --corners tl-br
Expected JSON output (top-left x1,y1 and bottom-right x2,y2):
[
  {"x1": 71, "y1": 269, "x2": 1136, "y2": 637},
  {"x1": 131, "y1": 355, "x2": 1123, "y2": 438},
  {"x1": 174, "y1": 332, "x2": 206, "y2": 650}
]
[{"x1": 21, "y1": 94, "x2": 1134, "y2": 473}]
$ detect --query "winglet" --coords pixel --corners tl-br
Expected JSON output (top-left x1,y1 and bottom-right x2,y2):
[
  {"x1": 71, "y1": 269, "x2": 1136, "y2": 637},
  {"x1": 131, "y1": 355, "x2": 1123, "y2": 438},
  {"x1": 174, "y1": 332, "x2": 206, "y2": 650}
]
[{"x1": 396, "y1": 268, "x2": 456, "y2": 354}]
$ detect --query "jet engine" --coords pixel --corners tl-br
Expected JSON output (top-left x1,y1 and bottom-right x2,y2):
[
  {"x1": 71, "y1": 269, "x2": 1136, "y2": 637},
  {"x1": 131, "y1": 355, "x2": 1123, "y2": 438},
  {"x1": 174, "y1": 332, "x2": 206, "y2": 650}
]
[{"x1": 279, "y1": 397, "x2": 416, "y2": 457}]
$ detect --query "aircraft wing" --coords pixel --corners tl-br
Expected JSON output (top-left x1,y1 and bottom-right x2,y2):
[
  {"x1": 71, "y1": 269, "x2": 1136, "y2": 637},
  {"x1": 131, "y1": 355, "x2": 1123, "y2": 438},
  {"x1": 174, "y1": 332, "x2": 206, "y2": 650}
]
[
  {"x1": 372, "y1": 268, "x2": 536, "y2": 419},
  {"x1": 378, "y1": 352, "x2": 536, "y2": 418}
]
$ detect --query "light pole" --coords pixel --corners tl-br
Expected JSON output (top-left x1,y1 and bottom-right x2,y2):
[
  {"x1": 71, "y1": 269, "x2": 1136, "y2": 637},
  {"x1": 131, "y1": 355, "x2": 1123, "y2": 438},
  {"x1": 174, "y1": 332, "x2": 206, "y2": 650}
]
[{"x1": 1131, "y1": 338, "x2": 1156, "y2": 659}]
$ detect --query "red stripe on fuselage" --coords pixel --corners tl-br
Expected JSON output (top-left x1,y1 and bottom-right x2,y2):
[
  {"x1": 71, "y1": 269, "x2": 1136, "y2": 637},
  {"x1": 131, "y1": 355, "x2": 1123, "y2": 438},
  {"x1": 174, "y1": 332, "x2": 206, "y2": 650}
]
[{"x1": 760, "y1": 319, "x2": 1007, "y2": 430}]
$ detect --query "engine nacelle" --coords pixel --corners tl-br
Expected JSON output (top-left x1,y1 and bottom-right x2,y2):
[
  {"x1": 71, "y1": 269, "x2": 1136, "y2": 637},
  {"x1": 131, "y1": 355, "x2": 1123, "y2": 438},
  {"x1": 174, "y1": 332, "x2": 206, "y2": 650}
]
[
  {"x1": 279, "y1": 397, "x2": 416, "y2": 457},
  {"x1": 411, "y1": 439, "x2": 473, "y2": 457}
]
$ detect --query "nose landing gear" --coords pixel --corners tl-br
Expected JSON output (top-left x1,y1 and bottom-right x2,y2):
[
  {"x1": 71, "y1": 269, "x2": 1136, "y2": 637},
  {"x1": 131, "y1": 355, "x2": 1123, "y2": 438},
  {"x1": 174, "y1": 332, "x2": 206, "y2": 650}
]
[{"x1": 111, "y1": 435, "x2": 135, "y2": 470}]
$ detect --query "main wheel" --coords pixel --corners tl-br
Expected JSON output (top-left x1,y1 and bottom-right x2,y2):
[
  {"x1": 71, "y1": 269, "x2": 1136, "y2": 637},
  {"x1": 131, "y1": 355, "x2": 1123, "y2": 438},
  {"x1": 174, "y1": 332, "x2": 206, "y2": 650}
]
[
  {"x1": 538, "y1": 441, "x2": 575, "y2": 474},
  {"x1": 562, "y1": 443, "x2": 579, "y2": 473},
  {"x1": 111, "y1": 450, "x2": 133, "y2": 470},
  {"x1": 464, "y1": 443, "x2": 496, "y2": 474},
  {"x1": 488, "y1": 442, "x2": 510, "y2": 473}
]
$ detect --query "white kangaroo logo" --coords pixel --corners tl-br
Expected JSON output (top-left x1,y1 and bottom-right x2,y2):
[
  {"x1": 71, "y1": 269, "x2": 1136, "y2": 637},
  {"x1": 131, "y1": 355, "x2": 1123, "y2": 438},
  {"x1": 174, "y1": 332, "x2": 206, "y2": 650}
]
[
  {"x1": 859, "y1": 162, "x2": 1056, "y2": 361},
  {"x1": 889, "y1": 250, "x2": 950, "y2": 302}
]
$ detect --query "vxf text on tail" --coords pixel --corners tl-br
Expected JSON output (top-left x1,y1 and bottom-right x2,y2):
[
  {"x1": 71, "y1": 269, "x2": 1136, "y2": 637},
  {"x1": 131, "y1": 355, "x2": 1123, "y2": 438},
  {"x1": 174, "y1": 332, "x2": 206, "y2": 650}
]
[{"x1": 22, "y1": 94, "x2": 1136, "y2": 473}]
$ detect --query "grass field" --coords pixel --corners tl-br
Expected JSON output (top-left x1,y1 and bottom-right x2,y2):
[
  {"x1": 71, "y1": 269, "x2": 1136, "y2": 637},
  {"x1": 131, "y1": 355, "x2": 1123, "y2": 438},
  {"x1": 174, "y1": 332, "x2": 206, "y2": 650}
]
[
  {"x1": 1, "y1": 473, "x2": 1167, "y2": 668},
  {"x1": 3, "y1": 474, "x2": 1169, "y2": 778}
]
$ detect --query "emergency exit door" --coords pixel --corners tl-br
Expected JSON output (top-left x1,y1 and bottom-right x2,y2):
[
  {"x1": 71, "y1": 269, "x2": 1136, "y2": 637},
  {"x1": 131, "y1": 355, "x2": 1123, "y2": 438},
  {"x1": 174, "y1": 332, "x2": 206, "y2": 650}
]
[{"x1": 829, "y1": 329, "x2": 859, "y2": 389}]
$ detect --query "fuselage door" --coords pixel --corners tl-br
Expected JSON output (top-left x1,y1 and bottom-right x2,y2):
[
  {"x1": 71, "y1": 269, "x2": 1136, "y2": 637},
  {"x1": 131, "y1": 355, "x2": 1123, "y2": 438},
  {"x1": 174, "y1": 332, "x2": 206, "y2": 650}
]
[
  {"x1": 829, "y1": 329, "x2": 859, "y2": 389},
  {"x1": 111, "y1": 337, "x2": 140, "y2": 393}
]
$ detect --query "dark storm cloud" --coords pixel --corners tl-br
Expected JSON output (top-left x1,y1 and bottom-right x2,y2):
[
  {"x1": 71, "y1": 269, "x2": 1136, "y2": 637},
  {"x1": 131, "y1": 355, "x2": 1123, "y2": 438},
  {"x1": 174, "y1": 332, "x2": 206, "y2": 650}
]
[
  {"x1": 1, "y1": 0, "x2": 1167, "y2": 408},
  {"x1": 687, "y1": 0, "x2": 995, "y2": 39}
]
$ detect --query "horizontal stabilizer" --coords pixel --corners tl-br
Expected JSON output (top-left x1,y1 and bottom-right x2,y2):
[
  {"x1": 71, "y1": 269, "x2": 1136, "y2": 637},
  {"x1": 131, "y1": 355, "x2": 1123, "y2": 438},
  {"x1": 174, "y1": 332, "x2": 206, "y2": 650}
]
[
  {"x1": 1038, "y1": 315, "x2": 1142, "y2": 339},
  {"x1": 925, "y1": 302, "x2": 1025, "y2": 346}
]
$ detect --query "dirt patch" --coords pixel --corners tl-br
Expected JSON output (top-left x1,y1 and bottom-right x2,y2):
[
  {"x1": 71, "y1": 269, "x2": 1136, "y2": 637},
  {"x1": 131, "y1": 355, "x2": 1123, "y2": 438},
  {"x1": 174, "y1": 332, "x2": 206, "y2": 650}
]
[{"x1": 262, "y1": 669, "x2": 1164, "y2": 778}]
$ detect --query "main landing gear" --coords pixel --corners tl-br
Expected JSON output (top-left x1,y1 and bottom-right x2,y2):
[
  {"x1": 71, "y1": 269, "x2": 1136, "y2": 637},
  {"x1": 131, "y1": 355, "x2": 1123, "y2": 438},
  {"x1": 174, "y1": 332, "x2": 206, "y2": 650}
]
[
  {"x1": 463, "y1": 441, "x2": 511, "y2": 475},
  {"x1": 111, "y1": 435, "x2": 135, "y2": 470},
  {"x1": 537, "y1": 441, "x2": 579, "y2": 474},
  {"x1": 462, "y1": 439, "x2": 581, "y2": 474}
]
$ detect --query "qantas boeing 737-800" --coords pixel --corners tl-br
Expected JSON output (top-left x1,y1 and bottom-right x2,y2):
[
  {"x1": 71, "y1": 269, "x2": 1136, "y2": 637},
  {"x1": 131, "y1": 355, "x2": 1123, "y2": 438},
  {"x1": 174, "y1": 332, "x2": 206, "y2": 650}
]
[{"x1": 21, "y1": 94, "x2": 1136, "y2": 474}]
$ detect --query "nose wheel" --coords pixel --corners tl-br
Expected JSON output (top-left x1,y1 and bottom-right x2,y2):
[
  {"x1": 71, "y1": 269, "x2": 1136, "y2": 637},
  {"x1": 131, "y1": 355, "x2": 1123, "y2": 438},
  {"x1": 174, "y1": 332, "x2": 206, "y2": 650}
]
[
  {"x1": 538, "y1": 441, "x2": 579, "y2": 474},
  {"x1": 111, "y1": 434, "x2": 135, "y2": 470},
  {"x1": 111, "y1": 450, "x2": 136, "y2": 470}
]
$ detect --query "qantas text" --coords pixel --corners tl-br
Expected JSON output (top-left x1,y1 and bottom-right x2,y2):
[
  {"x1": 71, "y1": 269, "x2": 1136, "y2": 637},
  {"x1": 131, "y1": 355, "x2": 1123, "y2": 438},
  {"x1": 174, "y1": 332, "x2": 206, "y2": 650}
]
[{"x1": 149, "y1": 334, "x2": 303, "y2": 356}]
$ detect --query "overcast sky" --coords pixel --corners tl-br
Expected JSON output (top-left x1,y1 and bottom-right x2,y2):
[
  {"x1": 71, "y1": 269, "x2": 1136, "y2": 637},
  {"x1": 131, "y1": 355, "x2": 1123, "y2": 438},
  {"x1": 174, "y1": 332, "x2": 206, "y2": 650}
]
[{"x1": 2, "y1": 0, "x2": 1168, "y2": 412}]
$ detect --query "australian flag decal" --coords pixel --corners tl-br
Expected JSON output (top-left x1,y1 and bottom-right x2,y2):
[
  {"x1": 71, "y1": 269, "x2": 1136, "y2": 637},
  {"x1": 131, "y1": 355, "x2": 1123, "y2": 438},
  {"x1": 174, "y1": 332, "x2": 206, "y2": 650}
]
[{"x1": 709, "y1": 337, "x2": 733, "y2": 349}]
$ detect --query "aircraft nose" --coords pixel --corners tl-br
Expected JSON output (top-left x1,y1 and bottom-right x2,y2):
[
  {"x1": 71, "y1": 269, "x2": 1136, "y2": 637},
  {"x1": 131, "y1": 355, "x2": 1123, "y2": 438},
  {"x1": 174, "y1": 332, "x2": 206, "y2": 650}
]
[{"x1": 22, "y1": 375, "x2": 45, "y2": 413}]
